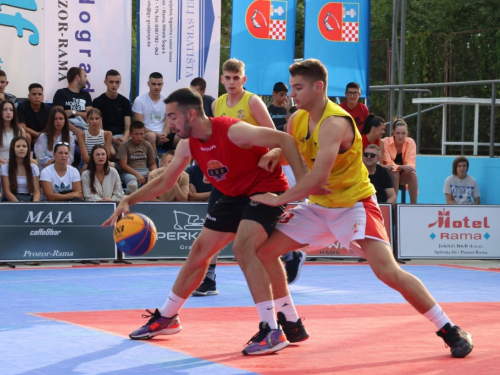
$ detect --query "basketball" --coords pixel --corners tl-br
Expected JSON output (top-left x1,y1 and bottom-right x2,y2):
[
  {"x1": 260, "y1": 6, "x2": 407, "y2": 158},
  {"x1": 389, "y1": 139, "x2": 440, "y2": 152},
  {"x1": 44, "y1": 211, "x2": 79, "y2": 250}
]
[{"x1": 113, "y1": 213, "x2": 157, "y2": 256}]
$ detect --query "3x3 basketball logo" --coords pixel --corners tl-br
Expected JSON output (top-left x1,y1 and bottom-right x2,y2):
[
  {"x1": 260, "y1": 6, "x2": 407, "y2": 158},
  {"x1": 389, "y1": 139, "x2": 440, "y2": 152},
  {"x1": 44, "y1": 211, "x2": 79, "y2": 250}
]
[{"x1": 207, "y1": 160, "x2": 229, "y2": 182}]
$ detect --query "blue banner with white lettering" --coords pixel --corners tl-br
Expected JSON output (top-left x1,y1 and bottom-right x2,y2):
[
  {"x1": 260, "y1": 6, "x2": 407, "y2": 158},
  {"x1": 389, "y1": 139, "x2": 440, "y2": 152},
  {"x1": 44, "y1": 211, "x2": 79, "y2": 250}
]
[
  {"x1": 303, "y1": 0, "x2": 370, "y2": 98},
  {"x1": 230, "y1": 0, "x2": 296, "y2": 95}
]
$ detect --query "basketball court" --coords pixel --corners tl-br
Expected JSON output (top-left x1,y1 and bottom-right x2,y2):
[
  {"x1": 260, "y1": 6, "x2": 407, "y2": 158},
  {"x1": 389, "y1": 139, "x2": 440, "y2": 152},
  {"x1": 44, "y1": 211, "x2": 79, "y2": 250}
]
[{"x1": 1, "y1": 261, "x2": 499, "y2": 374}]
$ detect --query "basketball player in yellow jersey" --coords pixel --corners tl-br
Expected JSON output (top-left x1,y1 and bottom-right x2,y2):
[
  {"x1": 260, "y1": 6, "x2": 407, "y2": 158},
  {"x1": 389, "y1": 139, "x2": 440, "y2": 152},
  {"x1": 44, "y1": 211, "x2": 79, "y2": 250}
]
[{"x1": 251, "y1": 59, "x2": 473, "y2": 358}]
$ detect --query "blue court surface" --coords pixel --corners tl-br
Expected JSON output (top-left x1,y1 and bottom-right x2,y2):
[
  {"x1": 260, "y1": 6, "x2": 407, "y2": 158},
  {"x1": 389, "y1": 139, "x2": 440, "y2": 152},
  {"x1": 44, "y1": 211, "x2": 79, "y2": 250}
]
[{"x1": 1, "y1": 263, "x2": 499, "y2": 374}]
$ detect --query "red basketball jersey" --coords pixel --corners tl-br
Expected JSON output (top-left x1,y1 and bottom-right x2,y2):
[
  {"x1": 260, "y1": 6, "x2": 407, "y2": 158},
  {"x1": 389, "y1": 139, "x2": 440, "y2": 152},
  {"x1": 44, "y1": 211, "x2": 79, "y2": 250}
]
[{"x1": 189, "y1": 117, "x2": 289, "y2": 197}]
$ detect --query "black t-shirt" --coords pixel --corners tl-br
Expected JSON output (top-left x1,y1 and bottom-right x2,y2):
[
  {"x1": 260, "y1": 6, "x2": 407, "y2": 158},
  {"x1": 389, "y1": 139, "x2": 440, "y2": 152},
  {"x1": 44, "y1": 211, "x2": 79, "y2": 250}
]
[
  {"x1": 267, "y1": 104, "x2": 287, "y2": 131},
  {"x1": 17, "y1": 101, "x2": 50, "y2": 133},
  {"x1": 93, "y1": 93, "x2": 132, "y2": 135},
  {"x1": 185, "y1": 164, "x2": 212, "y2": 193},
  {"x1": 203, "y1": 95, "x2": 215, "y2": 117},
  {"x1": 368, "y1": 164, "x2": 393, "y2": 203},
  {"x1": 52, "y1": 88, "x2": 92, "y2": 112}
]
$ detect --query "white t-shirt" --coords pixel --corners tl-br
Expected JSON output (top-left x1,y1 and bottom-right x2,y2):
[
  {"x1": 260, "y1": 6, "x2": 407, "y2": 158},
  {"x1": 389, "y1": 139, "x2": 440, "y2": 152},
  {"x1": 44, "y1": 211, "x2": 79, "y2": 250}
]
[
  {"x1": 132, "y1": 93, "x2": 165, "y2": 133},
  {"x1": 0, "y1": 130, "x2": 14, "y2": 160},
  {"x1": 40, "y1": 164, "x2": 81, "y2": 194},
  {"x1": 443, "y1": 175, "x2": 480, "y2": 205},
  {"x1": 0, "y1": 162, "x2": 39, "y2": 194}
]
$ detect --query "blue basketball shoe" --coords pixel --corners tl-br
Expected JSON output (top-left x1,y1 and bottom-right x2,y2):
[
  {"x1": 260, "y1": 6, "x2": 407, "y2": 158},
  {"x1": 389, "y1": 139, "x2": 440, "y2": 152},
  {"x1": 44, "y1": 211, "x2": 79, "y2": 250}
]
[
  {"x1": 129, "y1": 308, "x2": 182, "y2": 340},
  {"x1": 242, "y1": 322, "x2": 289, "y2": 355}
]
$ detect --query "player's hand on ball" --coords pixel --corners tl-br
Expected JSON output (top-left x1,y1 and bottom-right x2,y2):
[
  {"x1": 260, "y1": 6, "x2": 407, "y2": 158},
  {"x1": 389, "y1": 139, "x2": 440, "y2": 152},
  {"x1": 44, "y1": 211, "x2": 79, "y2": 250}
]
[
  {"x1": 250, "y1": 192, "x2": 281, "y2": 206},
  {"x1": 102, "y1": 199, "x2": 130, "y2": 228}
]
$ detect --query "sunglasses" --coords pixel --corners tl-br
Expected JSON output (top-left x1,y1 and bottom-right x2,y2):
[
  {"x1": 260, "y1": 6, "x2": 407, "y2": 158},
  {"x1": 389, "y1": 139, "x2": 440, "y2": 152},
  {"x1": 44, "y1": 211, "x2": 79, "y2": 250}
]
[
  {"x1": 56, "y1": 142, "x2": 70, "y2": 146},
  {"x1": 363, "y1": 152, "x2": 378, "y2": 158}
]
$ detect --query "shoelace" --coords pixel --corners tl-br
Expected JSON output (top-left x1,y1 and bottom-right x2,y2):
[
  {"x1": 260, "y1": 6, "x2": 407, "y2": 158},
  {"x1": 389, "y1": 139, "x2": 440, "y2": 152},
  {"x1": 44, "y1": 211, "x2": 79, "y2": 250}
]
[
  {"x1": 245, "y1": 328, "x2": 269, "y2": 345},
  {"x1": 141, "y1": 309, "x2": 160, "y2": 325}
]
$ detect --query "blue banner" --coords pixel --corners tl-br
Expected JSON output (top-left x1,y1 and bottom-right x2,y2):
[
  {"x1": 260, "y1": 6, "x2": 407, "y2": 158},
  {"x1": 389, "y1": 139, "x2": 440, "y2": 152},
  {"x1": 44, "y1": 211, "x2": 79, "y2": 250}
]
[
  {"x1": 304, "y1": 0, "x2": 370, "y2": 98},
  {"x1": 230, "y1": 0, "x2": 296, "y2": 95}
]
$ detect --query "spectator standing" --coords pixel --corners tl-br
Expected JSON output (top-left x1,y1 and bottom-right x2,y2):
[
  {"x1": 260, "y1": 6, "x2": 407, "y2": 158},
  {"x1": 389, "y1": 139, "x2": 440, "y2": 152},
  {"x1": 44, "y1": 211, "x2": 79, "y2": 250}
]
[
  {"x1": 34, "y1": 108, "x2": 75, "y2": 170},
  {"x1": 92, "y1": 70, "x2": 132, "y2": 159},
  {"x1": 362, "y1": 144, "x2": 396, "y2": 204},
  {"x1": 361, "y1": 114, "x2": 386, "y2": 157},
  {"x1": 0, "y1": 100, "x2": 26, "y2": 167},
  {"x1": 148, "y1": 150, "x2": 189, "y2": 202},
  {"x1": 1, "y1": 136, "x2": 40, "y2": 202},
  {"x1": 82, "y1": 145, "x2": 122, "y2": 202},
  {"x1": 444, "y1": 156, "x2": 480, "y2": 205},
  {"x1": 190, "y1": 77, "x2": 215, "y2": 117},
  {"x1": 339, "y1": 82, "x2": 369, "y2": 132},
  {"x1": 40, "y1": 142, "x2": 82, "y2": 201},
  {"x1": 267, "y1": 82, "x2": 289, "y2": 132},
  {"x1": 382, "y1": 118, "x2": 418, "y2": 204},
  {"x1": 17, "y1": 83, "x2": 50, "y2": 146},
  {"x1": 0, "y1": 70, "x2": 16, "y2": 104},
  {"x1": 117, "y1": 121, "x2": 157, "y2": 194}
]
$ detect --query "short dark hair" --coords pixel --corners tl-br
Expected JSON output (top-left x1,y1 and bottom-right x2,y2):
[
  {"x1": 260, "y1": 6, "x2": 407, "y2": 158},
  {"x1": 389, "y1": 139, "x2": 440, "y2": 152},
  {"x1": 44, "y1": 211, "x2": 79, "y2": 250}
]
[
  {"x1": 105, "y1": 69, "x2": 121, "y2": 80},
  {"x1": 452, "y1": 156, "x2": 469, "y2": 176},
  {"x1": 289, "y1": 59, "x2": 328, "y2": 91},
  {"x1": 29, "y1": 83, "x2": 43, "y2": 92},
  {"x1": 0, "y1": 70, "x2": 6, "y2": 78},
  {"x1": 130, "y1": 121, "x2": 145, "y2": 131},
  {"x1": 164, "y1": 88, "x2": 204, "y2": 116},
  {"x1": 190, "y1": 77, "x2": 207, "y2": 91},
  {"x1": 273, "y1": 82, "x2": 288, "y2": 93},
  {"x1": 361, "y1": 114, "x2": 385, "y2": 135},
  {"x1": 67, "y1": 67, "x2": 82, "y2": 83},
  {"x1": 345, "y1": 82, "x2": 360, "y2": 91},
  {"x1": 149, "y1": 72, "x2": 163, "y2": 80}
]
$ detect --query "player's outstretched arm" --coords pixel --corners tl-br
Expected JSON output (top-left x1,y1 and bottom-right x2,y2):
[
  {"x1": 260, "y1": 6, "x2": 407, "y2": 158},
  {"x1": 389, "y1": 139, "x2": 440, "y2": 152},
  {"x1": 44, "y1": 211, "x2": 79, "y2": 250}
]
[{"x1": 102, "y1": 140, "x2": 192, "y2": 227}]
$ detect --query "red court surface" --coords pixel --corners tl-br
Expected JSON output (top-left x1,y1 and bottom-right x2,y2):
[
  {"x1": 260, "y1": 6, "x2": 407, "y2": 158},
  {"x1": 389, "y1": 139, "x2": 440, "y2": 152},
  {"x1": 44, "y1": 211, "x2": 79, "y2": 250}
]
[{"x1": 36, "y1": 302, "x2": 500, "y2": 375}]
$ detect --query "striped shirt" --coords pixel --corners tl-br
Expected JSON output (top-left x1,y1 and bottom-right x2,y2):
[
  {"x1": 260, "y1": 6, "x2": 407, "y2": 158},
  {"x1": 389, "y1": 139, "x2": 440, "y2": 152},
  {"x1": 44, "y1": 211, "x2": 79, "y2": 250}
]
[{"x1": 84, "y1": 129, "x2": 105, "y2": 153}]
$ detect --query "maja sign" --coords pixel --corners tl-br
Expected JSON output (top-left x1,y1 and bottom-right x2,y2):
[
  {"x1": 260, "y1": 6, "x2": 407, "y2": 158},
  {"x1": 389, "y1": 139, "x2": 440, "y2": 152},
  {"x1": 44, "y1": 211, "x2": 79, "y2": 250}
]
[{"x1": 398, "y1": 205, "x2": 499, "y2": 259}]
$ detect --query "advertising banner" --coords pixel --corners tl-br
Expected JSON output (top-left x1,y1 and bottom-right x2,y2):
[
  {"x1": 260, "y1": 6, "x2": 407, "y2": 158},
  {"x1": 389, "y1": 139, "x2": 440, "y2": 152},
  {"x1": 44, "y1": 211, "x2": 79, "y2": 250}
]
[
  {"x1": 125, "y1": 202, "x2": 233, "y2": 259},
  {"x1": 0, "y1": 203, "x2": 116, "y2": 262},
  {"x1": 398, "y1": 205, "x2": 500, "y2": 259},
  {"x1": 230, "y1": 0, "x2": 296, "y2": 95},
  {"x1": 44, "y1": 0, "x2": 132, "y2": 101},
  {"x1": 303, "y1": 0, "x2": 370, "y2": 98},
  {"x1": 137, "y1": 0, "x2": 221, "y2": 98}
]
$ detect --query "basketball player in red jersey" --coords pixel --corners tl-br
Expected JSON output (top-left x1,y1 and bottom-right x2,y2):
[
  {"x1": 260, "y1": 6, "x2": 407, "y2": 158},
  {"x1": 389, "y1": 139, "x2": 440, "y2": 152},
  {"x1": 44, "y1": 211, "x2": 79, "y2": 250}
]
[{"x1": 103, "y1": 88, "x2": 308, "y2": 355}]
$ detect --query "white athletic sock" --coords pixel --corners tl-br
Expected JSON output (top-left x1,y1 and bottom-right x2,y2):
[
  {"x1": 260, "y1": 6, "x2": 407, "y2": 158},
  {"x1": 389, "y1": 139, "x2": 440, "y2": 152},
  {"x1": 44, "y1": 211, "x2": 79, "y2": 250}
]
[
  {"x1": 256, "y1": 301, "x2": 278, "y2": 330},
  {"x1": 423, "y1": 304, "x2": 453, "y2": 331},
  {"x1": 274, "y1": 294, "x2": 299, "y2": 322},
  {"x1": 159, "y1": 292, "x2": 186, "y2": 318}
]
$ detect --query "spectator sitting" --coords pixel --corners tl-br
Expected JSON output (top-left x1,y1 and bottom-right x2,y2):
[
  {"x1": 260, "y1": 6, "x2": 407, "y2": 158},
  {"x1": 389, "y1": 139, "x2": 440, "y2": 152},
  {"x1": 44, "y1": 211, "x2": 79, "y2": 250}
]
[
  {"x1": 117, "y1": 120, "x2": 157, "y2": 194},
  {"x1": 444, "y1": 156, "x2": 480, "y2": 205},
  {"x1": 190, "y1": 77, "x2": 215, "y2": 117},
  {"x1": 92, "y1": 69, "x2": 132, "y2": 160},
  {"x1": 361, "y1": 114, "x2": 386, "y2": 157},
  {"x1": 0, "y1": 70, "x2": 16, "y2": 104},
  {"x1": 339, "y1": 82, "x2": 369, "y2": 132},
  {"x1": 1, "y1": 136, "x2": 41, "y2": 202},
  {"x1": 40, "y1": 142, "x2": 82, "y2": 202},
  {"x1": 81, "y1": 145, "x2": 122, "y2": 202},
  {"x1": 382, "y1": 118, "x2": 418, "y2": 204},
  {"x1": 34, "y1": 108, "x2": 75, "y2": 170},
  {"x1": 76, "y1": 108, "x2": 112, "y2": 172},
  {"x1": 148, "y1": 150, "x2": 189, "y2": 202},
  {"x1": 0, "y1": 100, "x2": 27, "y2": 168},
  {"x1": 185, "y1": 163, "x2": 212, "y2": 201},
  {"x1": 362, "y1": 144, "x2": 396, "y2": 204},
  {"x1": 17, "y1": 83, "x2": 50, "y2": 147},
  {"x1": 267, "y1": 82, "x2": 289, "y2": 132}
]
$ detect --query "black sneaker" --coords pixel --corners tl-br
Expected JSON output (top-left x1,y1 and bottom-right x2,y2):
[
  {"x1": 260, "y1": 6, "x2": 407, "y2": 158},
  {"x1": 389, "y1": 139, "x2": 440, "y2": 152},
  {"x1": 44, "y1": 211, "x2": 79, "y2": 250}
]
[
  {"x1": 285, "y1": 251, "x2": 307, "y2": 285},
  {"x1": 191, "y1": 276, "x2": 218, "y2": 296},
  {"x1": 436, "y1": 323, "x2": 473, "y2": 358},
  {"x1": 277, "y1": 311, "x2": 309, "y2": 343}
]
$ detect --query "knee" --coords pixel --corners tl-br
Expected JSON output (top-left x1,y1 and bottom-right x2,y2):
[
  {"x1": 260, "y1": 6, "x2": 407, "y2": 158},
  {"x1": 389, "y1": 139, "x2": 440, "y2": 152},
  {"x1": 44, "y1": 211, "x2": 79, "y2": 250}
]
[
  {"x1": 126, "y1": 180, "x2": 138, "y2": 194},
  {"x1": 184, "y1": 243, "x2": 210, "y2": 271},
  {"x1": 375, "y1": 268, "x2": 403, "y2": 289}
]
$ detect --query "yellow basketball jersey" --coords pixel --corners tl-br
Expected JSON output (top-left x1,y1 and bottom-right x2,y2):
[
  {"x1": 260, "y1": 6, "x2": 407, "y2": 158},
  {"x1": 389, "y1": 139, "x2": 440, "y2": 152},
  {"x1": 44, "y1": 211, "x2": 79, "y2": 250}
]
[
  {"x1": 292, "y1": 100, "x2": 375, "y2": 208},
  {"x1": 214, "y1": 91, "x2": 259, "y2": 126}
]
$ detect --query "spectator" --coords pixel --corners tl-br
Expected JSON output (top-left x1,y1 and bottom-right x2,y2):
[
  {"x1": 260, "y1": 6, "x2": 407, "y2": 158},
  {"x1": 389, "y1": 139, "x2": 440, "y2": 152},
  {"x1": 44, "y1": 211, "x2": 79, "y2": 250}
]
[
  {"x1": 1, "y1": 136, "x2": 40, "y2": 202},
  {"x1": 92, "y1": 69, "x2": 132, "y2": 159},
  {"x1": 81, "y1": 145, "x2": 122, "y2": 202},
  {"x1": 0, "y1": 70, "x2": 16, "y2": 104},
  {"x1": 132, "y1": 72, "x2": 172, "y2": 153},
  {"x1": 0, "y1": 100, "x2": 26, "y2": 167},
  {"x1": 76, "y1": 108, "x2": 112, "y2": 172},
  {"x1": 185, "y1": 163, "x2": 211, "y2": 201},
  {"x1": 148, "y1": 150, "x2": 189, "y2": 202},
  {"x1": 190, "y1": 77, "x2": 215, "y2": 117},
  {"x1": 34, "y1": 108, "x2": 75, "y2": 170},
  {"x1": 444, "y1": 156, "x2": 480, "y2": 205},
  {"x1": 53, "y1": 66, "x2": 92, "y2": 136},
  {"x1": 267, "y1": 82, "x2": 289, "y2": 131},
  {"x1": 40, "y1": 142, "x2": 82, "y2": 201},
  {"x1": 339, "y1": 82, "x2": 369, "y2": 132},
  {"x1": 382, "y1": 118, "x2": 418, "y2": 204},
  {"x1": 361, "y1": 114, "x2": 386, "y2": 157},
  {"x1": 17, "y1": 83, "x2": 50, "y2": 146},
  {"x1": 117, "y1": 121, "x2": 157, "y2": 194},
  {"x1": 362, "y1": 144, "x2": 396, "y2": 204}
]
